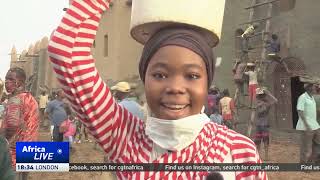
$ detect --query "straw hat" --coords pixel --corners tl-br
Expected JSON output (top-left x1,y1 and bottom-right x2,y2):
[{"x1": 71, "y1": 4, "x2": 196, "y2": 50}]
[
  {"x1": 130, "y1": 0, "x2": 226, "y2": 47},
  {"x1": 111, "y1": 82, "x2": 131, "y2": 93},
  {"x1": 247, "y1": 62, "x2": 255, "y2": 66},
  {"x1": 256, "y1": 87, "x2": 265, "y2": 95}
]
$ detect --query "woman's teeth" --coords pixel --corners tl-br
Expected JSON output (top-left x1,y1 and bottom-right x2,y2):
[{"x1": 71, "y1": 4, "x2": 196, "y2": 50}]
[{"x1": 163, "y1": 104, "x2": 187, "y2": 110}]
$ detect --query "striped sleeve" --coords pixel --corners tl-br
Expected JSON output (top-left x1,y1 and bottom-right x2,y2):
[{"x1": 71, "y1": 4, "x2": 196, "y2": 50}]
[
  {"x1": 230, "y1": 132, "x2": 268, "y2": 180},
  {"x1": 47, "y1": 0, "x2": 139, "y2": 160},
  {"x1": 3, "y1": 97, "x2": 22, "y2": 141}
]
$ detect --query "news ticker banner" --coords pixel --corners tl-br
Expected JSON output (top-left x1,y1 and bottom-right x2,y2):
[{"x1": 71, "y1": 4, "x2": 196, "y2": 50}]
[
  {"x1": 16, "y1": 142, "x2": 69, "y2": 172},
  {"x1": 68, "y1": 163, "x2": 320, "y2": 172},
  {"x1": 15, "y1": 142, "x2": 320, "y2": 172}
]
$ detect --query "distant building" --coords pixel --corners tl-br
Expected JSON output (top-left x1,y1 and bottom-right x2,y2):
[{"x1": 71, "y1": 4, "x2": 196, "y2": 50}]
[
  {"x1": 217, "y1": 0, "x2": 319, "y2": 130},
  {"x1": 10, "y1": 37, "x2": 59, "y2": 96},
  {"x1": 91, "y1": 0, "x2": 143, "y2": 81}
]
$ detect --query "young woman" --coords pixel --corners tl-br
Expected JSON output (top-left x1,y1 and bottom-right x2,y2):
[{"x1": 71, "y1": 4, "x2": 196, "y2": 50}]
[{"x1": 48, "y1": 0, "x2": 267, "y2": 179}]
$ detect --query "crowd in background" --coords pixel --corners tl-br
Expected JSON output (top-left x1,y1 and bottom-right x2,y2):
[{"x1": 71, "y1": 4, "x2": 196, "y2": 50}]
[{"x1": 0, "y1": 66, "x2": 319, "y2": 179}]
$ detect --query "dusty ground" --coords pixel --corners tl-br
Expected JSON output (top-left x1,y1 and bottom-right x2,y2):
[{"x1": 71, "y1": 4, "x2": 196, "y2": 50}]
[{"x1": 27, "y1": 128, "x2": 319, "y2": 180}]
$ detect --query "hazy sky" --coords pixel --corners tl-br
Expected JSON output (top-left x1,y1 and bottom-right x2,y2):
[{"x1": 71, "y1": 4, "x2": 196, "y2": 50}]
[{"x1": 0, "y1": 0, "x2": 68, "y2": 79}]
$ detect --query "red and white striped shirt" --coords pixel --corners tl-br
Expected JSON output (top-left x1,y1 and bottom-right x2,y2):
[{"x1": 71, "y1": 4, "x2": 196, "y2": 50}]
[{"x1": 48, "y1": 0, "x2": 267, "y2": 179}]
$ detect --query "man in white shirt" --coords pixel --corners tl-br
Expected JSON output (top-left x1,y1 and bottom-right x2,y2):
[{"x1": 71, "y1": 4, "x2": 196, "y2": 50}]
[
  {"x1": 296, "y1": 83, "x2": 320, "y2": 163},
  {"x1": 38, "y1": 90, "x2": 49, "y2": 128}
]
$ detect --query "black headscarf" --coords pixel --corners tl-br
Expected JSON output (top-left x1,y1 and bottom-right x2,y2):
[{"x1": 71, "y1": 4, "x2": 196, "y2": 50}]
[{"x1": 139, "y1": 28, "x2": 215, "y2": 88}]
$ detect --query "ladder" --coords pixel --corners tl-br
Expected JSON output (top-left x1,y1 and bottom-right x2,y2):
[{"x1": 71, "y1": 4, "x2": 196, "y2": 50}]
[{"x1": 236, "y1": 0, "x2": 280, "y2": 137}]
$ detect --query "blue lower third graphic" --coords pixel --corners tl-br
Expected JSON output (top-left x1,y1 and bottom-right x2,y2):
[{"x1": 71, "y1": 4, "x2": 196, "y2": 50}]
[{"x1": 16, "y1": 142, "x2": 69, "y2": 172}]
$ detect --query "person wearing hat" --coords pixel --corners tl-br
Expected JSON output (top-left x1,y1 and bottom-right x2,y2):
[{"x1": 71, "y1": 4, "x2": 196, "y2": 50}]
[
  {"x1": 111, "y1": 81, "x2": 131, "y2": 94},
  {"x1": 254, "y1": 87, "x2": 278, "y2": 161},
  {"x1": 296, "y1": 83, "x2": 320, "y2": 163},
  {"x1": 244, "y1": 62, "x2": 258, "y2": 105},
  {"x1": 48, "y1": 0, "x2": 267, "y2": 179},
  {"x1": 111, "y1": 82, "x2": 144, "y2": 120}
]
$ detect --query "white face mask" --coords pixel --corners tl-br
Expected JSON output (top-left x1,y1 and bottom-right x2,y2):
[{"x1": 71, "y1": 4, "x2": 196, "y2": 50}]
[{"x1": 145, "y1": 110, "x2": 210, "y2": 151}]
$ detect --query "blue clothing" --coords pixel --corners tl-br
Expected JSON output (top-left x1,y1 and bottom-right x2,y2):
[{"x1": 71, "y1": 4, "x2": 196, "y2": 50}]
[
  {"x1": 210, "y1": 113, "x2": 223, "y2": 125},
  {"x1": 119, "y1": 98, "x2": 144, "y2": 120},
  {"x1": 267, "y1": 39, "x2": 280, "y2": 53},
  {"x1": 46, "y1": 99, "x2": 67, "y2": 126}
]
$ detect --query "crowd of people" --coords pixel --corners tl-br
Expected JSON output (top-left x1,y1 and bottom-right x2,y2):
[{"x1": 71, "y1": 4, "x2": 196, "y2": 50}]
[
  {"x1": 0, "y1": 69, "x2": 95, "y2": 180},
  {"x1": 2, "y1": 66, "x2": 318, "y2": 180}
]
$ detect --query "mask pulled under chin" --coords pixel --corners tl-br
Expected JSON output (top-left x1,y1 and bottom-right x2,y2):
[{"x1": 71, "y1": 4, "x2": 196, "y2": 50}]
[{"x1": 145, "y1": 113, "x2": 210, "y2": 151}]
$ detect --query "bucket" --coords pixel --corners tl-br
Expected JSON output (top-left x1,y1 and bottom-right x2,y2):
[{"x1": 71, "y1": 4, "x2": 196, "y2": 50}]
[{"x1": 130, "y1": 0, "x2": 226, "y2": 47}]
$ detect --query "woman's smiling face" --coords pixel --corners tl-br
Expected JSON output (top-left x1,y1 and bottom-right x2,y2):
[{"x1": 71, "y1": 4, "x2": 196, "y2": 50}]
[{"x1": 144, "y1": 45, "x2": 208, "y2": 120}]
